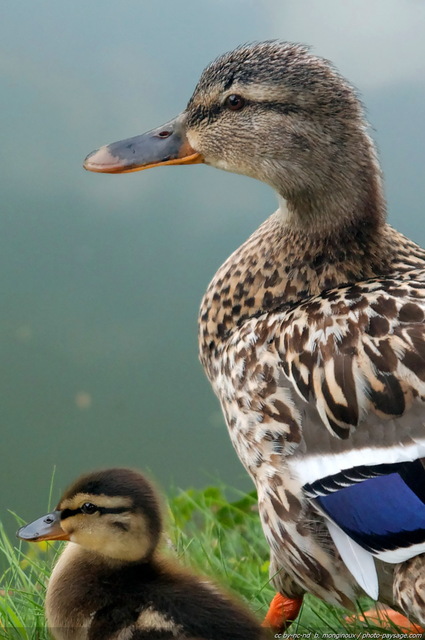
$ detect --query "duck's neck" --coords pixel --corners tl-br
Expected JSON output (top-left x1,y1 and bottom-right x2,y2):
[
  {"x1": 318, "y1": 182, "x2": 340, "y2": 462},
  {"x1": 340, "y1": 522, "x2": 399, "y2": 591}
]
[
  {"x1": 198, "y1": 174, "x2": 425, "y2": 375},
  {"x1": 276, "y1": 128, "x2": 387, "y2": 233}
]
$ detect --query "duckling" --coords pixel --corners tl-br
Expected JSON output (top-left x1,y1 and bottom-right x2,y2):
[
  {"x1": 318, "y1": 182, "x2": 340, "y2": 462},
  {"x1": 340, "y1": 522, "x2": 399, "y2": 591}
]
[
  {"x1": 17, "y1": 468, "x2": 268, "y2": 640},
  {"x1": 84, "y1": 42, "x2": 425, "y2": 628}
]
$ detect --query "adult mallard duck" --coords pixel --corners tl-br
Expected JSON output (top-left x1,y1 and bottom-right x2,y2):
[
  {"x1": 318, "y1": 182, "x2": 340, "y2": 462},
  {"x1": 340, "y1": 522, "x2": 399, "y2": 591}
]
[
  {"x1": 84, "y1": 42, "x2": 425, "y2": 628},
  {"x1": 17, "y1": 468, "x2": 268, "y2": 639}
]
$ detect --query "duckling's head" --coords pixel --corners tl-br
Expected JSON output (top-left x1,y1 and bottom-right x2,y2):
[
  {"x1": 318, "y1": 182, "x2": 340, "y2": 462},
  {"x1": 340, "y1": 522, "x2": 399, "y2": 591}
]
[
  {"x1": 85, "y1": 41, "x2": 383, "y2": 229},
  {"x1": 17, "y1": 468, "x2": 162, "y2": 562}
]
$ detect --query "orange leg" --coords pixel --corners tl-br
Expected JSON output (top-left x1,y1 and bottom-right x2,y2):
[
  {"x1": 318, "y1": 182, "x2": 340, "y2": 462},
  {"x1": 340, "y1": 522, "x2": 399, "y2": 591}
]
[
  {"x1": 262, "y1": 593, "x2": 303, "y2": 631},
  {"x1": 345, "y1": 605, "x2": 423, "y2": 633},
  {"x1": 264, "y1": 594, "x2": 424, "y2": 633}
]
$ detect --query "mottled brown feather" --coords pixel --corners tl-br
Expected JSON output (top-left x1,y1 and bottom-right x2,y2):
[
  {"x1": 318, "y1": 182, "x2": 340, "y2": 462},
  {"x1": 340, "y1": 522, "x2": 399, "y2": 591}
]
[{"x1": 189, "y1": 43, "x2": 425, "y2": 623}]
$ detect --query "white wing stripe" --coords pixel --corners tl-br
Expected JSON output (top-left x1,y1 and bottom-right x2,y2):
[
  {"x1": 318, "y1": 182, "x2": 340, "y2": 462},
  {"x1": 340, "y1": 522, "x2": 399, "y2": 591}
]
[{"x1": 289, "y1": 441, "x2": 425, "y2": 486}]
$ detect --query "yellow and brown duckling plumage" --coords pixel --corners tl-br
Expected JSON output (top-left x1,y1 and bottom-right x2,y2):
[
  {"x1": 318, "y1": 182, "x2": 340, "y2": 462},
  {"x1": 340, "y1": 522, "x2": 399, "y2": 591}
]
[
  {"x1": 17, "y1": 468, "x2": 268, "y2": 640},
  {"x1": 84, "y1": 42, "x2": 425, "y2": 628}
]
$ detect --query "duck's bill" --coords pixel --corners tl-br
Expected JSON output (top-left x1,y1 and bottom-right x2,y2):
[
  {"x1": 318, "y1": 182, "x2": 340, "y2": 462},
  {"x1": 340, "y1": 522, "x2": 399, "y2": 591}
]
[
  {"x1": 17, "y1": 510, "x2": 69, "y2": 542},
  {"x1": 83, "y1": 114, "x2": 203, "y2": 174}
]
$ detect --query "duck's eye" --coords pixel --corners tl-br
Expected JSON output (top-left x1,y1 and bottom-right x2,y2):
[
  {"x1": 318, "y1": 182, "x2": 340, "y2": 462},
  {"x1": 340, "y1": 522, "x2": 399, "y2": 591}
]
[
  {"x1": 81, "y1": 502, "x2": 98, "y2": 515},
  {"x1": 224, "y1": 94, "x2": 245, "y2": 111}
]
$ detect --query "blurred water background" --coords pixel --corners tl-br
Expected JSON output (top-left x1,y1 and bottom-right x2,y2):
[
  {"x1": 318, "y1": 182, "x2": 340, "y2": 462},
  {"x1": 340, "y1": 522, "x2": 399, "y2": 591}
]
[{"x1": 1, "y1": 0, "x2": 425, "y2": 530}]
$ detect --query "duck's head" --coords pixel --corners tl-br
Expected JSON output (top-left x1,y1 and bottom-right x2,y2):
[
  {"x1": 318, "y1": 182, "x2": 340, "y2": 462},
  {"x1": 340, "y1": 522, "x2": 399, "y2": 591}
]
[
  {"x1": 84, "y1": 41, "x2": 382, "y2": 229},
  {"x1": 17, "y1": 468, "x2": 162, "y2": 562}
]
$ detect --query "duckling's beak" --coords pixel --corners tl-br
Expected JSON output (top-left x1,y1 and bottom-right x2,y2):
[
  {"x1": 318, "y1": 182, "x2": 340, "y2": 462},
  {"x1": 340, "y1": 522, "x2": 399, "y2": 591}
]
[
  {"x1": 83, "y1": 113, "x2": 203, "y2": 174},
  {"x1": 17, "y1": 510, "x2": 69, "y2": 542}
]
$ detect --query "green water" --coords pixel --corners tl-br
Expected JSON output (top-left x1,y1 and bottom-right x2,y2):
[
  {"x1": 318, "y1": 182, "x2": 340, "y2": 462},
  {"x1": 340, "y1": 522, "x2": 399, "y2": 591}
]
[{"x1": 1, "y1": 1, "x2": 424, "y2": 533}]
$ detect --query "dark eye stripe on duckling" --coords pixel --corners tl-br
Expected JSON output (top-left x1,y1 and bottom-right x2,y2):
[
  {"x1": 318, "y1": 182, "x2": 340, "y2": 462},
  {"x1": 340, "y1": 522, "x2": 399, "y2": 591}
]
[
  {"x1": 60, "y1": 505, "x2": 130, "y2": 521},
  {"x1": 187, "y1": 101, "x2": 301, "y2": 127}
]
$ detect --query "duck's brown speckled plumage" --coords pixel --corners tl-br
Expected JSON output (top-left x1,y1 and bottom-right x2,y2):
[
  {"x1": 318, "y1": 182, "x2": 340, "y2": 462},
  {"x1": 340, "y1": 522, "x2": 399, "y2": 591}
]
[
  {"x1": 84, "y1": 41, "x2": 425, "y2": 626},
  {"x1": 201, "y1": 255, "x2": 425, "y2": 605},
  {"x1": 192, "y1": 43, "x2": 425, "y2": 621}
]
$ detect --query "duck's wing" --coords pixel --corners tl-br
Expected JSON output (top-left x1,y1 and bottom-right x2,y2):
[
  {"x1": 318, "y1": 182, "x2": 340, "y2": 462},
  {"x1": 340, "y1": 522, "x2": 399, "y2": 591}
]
[
  {"x1": 279, "y1": 272, "x2": 425, "y2": 595},
  {"x1": 220, "y1": 271, "x2": 425, "y2": 598},
  {"x1": 281, "y1": 273, "x2": 425, "y2": 441}
]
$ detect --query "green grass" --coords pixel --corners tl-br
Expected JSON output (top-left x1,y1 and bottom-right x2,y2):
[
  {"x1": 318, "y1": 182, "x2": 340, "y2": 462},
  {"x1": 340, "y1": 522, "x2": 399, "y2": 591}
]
[{"x1": 0, "y1": 485, "x2": 414, "y2": 638}]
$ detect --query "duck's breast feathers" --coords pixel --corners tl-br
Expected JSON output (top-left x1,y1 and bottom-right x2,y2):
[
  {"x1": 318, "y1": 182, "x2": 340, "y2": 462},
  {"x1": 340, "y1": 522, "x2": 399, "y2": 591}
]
[
  {"x1": 218, "y1": 269, "x2": 425, "y2": 475},
  {"x1": 218, "y1": 270, "x2": 425, "y2": 595}
]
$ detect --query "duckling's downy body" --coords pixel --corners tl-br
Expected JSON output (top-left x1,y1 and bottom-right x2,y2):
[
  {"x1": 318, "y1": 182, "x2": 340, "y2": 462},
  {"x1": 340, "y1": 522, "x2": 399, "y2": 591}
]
[
  {"x1": 84, "y1": 43, "x2": 425, "y2": 625},
  {"x1": 18, "y1": 469, "x2": 267, "y2": 640}
]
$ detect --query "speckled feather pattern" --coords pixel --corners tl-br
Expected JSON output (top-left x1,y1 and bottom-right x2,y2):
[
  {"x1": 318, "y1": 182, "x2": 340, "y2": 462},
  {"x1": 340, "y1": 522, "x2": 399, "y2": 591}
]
[
  {"x1": 189, "y1": 43, "x2": 425, "y2": 622},
  {"x1": 199, "y1": 212, "x2": 425, "y2": 612},
  {"x1": 394, "y1": 556, "x2": 425, "y2": 623},
  {"x1": 85, "y1": 39, "x2": 425, "y2": 626},
  {"x1": 199, "y1": 205, "x2": 425, "y2": 603}
]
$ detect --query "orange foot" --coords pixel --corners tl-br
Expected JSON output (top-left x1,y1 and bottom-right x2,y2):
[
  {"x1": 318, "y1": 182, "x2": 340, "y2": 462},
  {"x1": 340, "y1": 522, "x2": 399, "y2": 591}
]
[
  {"x1": 262, "y1": 593, "x2": 303, "y2": 631},
  {"x1": 345, "y1": 606, "x2": 424, "y2": 633}
]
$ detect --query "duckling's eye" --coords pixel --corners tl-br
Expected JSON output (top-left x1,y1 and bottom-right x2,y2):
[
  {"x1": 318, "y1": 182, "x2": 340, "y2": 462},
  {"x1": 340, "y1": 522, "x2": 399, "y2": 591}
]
[
  {"x1": 224, "y1": 94, "x2": 245, "y2": 111},
  {"x1": 81, "y1": 502, "x2": 98, "y2": 515}
]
